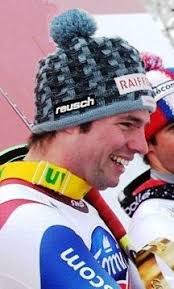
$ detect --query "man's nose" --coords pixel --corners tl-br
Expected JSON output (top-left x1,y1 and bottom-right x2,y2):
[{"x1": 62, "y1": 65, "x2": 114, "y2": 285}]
[{"x1": 127, "y1": 129, "x2": 148, "y2": 155}]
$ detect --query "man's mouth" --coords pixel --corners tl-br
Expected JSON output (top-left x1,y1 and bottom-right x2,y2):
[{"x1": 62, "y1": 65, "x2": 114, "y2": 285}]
[{"x1": 109, "y1": 153, "x2": 129, "y2": 167}]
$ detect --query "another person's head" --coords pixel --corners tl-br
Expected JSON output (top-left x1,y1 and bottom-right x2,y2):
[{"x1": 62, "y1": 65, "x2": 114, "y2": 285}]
[
  {"x1": 27, "y1": 9, "x2": 155, "y2": 190},
  {"x1": 142, "y1": 52, "x2": 174, "y2": 173}
]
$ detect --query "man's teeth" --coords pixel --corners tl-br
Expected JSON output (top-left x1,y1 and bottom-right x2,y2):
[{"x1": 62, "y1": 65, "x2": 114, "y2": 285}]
[{"x1": 110, "y1": 154, "x2": 129, "y2": 166}]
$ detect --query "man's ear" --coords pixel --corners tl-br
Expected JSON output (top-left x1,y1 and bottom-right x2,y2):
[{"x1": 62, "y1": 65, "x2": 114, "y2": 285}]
[{"x1": 148, "y1": 142, "x2": 155, "y2": 153}]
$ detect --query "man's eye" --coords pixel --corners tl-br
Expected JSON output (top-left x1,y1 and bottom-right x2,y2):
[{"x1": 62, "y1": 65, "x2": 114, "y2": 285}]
[{"x1": 120, "y1": 122, "x2": 134, "y2": 128}]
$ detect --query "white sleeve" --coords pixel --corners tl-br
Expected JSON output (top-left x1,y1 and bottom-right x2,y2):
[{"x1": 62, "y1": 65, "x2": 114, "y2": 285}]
[
  {"x1": 128, "y1": 260, "x2": 145, "y2": 289},
  {"x1": 129, "y1": 198, "x2": 174, "y2": 250},
  {"x1": 128, "y1": 198, "x2": 174, "y2": 288}
]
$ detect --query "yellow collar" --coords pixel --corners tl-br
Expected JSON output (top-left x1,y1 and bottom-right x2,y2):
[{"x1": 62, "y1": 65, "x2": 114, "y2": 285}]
[{"x1": 0, "y1": 161, "x2": 91, "y2": 200}]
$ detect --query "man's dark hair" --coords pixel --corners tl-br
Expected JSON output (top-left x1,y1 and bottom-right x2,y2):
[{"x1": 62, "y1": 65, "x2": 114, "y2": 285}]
[
  {"x1": 28, "y1": 122, "x2": 93, "y2": 149},
  {"x1": 28, "y1": 131, "x2": 57, "y2": 150},
  {"x1": 79, "y1": 122, "x2": 92, "y2": 133}
]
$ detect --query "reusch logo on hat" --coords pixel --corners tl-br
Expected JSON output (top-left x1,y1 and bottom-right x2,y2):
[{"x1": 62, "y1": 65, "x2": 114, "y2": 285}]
[
  {"x1": 114, "y1": 73, "x2": 151, "y2": 95},
  {"x1": 54, "y1": 96, "x2": 96, "y2": 116}
]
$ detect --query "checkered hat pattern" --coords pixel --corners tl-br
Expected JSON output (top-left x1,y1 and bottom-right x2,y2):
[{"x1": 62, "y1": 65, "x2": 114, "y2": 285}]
[{"x1": 32, "y1": 9, "x2": 155, "y2": 134}]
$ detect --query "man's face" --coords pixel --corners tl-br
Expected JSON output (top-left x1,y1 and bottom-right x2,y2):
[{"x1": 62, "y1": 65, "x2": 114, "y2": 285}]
[
  {"x1": 73, "y1": 110, "x2": 150, "y2": 190},
  {"x1": 149, "y1": 122, "x2": 174, "y2": 173}
]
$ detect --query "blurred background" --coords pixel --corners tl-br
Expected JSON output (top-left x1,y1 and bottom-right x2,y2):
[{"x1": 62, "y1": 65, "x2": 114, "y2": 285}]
[{"x1": 0, "y1": 0, "x2": 173, "y2": 227}]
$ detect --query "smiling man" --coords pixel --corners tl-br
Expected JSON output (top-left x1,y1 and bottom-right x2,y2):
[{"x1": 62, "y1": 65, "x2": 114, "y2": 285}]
[{"x1": 0, "y1": 9, "x2": 155, "y2": 289}]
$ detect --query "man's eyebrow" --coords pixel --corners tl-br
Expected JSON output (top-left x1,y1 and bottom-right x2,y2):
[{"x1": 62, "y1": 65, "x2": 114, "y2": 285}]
[{"x1": 119, "y1": 115, "x2": 144, "y2": 124}]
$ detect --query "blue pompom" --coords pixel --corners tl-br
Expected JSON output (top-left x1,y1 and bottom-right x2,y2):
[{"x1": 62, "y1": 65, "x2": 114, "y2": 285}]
[{"x1": 50, "y1": 8, "x2": 97, "y2": 47}]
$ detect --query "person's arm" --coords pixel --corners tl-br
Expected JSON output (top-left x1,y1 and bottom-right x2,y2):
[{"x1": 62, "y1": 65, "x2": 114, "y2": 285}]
[
  {"x1": 40, "y1": 224, "x2": 121, "y2": 289},
  {"x1": 0, "y1": 200, "x2": 121, "y2": 289},
  {"x1": 128, "y1": 199, "x2": 174, "y2": 288}
]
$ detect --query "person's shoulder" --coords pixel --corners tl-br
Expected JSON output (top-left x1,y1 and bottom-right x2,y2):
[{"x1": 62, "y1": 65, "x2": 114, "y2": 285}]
[{"x1": 0, "y1": 184, "x2": 72, "y2": 232}]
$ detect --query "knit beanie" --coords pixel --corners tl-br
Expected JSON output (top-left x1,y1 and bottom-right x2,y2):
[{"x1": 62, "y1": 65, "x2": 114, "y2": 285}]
[
  {"x1": 32, "y1": 9, "x2": 155, "y2": 134},
  {"x1": 141, "y1": 52, "x2": 174, "y2": 141}
]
